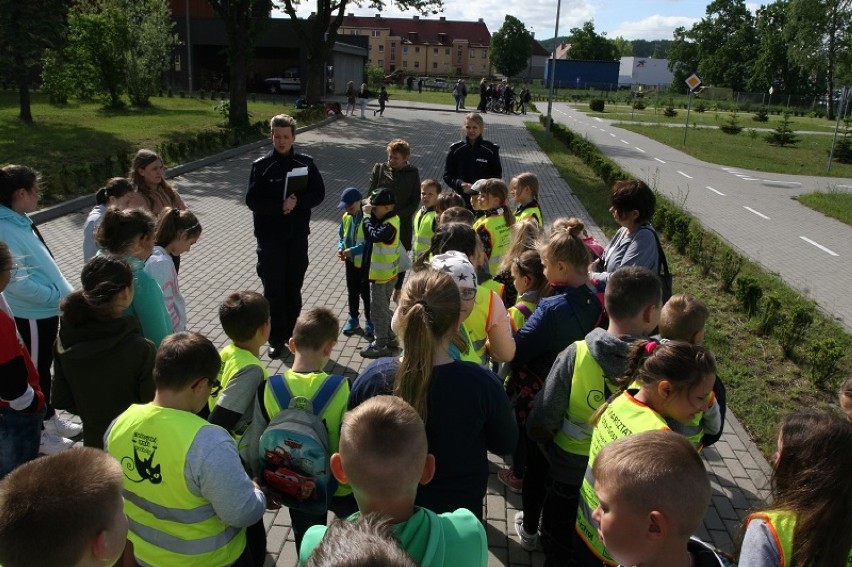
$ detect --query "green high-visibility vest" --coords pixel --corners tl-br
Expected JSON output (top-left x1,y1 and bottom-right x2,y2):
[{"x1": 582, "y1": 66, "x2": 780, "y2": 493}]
[
  {"x1": 747, "y1": 510, "x2": 852, "y2": 567},
  {"x1": 412, "y1": 207, "x2": 436, "y2": 257},
  {"x1": 369, "y1": 215, "x2": 400, "y2": 283},
  {"x1": 474, "y1": 214, "x2": 512, "y2": 276}
]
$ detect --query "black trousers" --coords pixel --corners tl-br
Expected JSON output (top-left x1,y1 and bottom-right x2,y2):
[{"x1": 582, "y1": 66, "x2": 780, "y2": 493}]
[
  {"x1": 256, "y1": 235, "x2": 309, "y2": 347},
  {"x1": 14, "y1": 316, "x2": 59, "y2": 420},
  {"x1": 345, "y1": 260, "x2": 370, "y2": 320}
]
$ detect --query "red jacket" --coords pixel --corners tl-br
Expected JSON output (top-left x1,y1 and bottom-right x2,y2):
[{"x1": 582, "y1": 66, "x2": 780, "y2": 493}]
[{"x1": 0, "y1": 308, "x2": 44, "y2": 413}]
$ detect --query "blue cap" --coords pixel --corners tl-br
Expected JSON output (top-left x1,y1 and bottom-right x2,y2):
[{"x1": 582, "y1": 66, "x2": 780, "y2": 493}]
[{"x1": 338, "y1": 187, "x2": 363, "y2": 209}]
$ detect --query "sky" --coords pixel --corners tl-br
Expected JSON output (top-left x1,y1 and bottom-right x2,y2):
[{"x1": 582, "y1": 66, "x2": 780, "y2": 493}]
[{"x1": 282, "y1": 0, "x2": 724, "y2": 43}]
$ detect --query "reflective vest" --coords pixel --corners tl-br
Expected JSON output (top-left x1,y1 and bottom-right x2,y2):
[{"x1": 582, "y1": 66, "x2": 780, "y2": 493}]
[
  {"x1": 412, "y1": 207, "x2": 436, "y2": 257},
  {"x1": 508, "y1": 298, "x2": 537, "y2": 332},
  {"x1": 668, "y1": 390, "x2": 716, "y2": 451},
  {"x1": 107, "y1": 404, "x2": 246, "y2": 566},
  {"x1": 449, "y1": 323, "x2": 481, "y2": 364},
  {"x1": 463, "y1": 286, "x2": 501, "y2": 365},
  {"x1": 576, "y1": 392, "x2": 670, "y2": 565},
  {"x1": 516, "y1": 202, "x2": 543, "y2": 225},
  {"x1": 474, "y1": 214, "x2": 512, "y2": 276},
  {"x1": 553, "y1": 340, "x2": 617, "y2": 457},
  {"x1": 261, "y1": 370, "x2": 351, "y2": 496},
  {"x1": 210, "y1": 345, "x2": 269, "y2": 447},
  {"x1": 369, "y1": 215, "x2": 400, "y2": 283},
  {"x1": 342, "y1": 212, "x2": 366, "y2": 268},
  {"x1": 746, "y1": 511, "x2": 852, "y2": 567}
]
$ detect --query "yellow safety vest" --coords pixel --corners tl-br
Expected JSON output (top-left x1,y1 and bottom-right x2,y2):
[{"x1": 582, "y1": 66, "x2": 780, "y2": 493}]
[
  {"x1": 576, "y1": 392, "x2": 670, "y2": 565},
  {"x1": 210, "y1": 344, "x2": 269, "y2": 448},
  {"x1": 746, "y1": 511, "x2": 852, "y2": 567},
  {"x1": 462, "y1": 286, "x2": 500, "y2": 365},
  {"x1": 516, "y1": 203, "x2": 543, "y2": 225},
  {"x1": 412, "y1": 207, "x2": 436, "y2": 257},
  {"x1": 342, "y1": 212, "x2": 366, "y2": 268},
  {"x1": 107, "y1": 404, "x2": 246, "y2": 566},
  {"x1": 474, "y1": 214, "x2": 512, "y2": 276},
  {"x1": 368, "y1": 215, "x2": 401, "y2": 283},
  {"x1": 449, "y1": 323, "x2": 481, "y2": 364},
  {"x1": 553, "y1": 340, "x2": 617, "y2": 457},
  {"x1": 508, "y1": 298, "x2": 537, "y2": 332}
]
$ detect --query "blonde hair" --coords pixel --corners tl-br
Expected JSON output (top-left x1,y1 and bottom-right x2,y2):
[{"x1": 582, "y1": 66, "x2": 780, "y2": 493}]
[
  {"x1": 500, "y1": 217, "x2": 543, "y2": 273},
  {"x1": 551, "y1": 217, "x2": 589, "y2": 237},
  {"x1": 479, "y1": 178, "x2": 514, "y2": 226},
  {"x1": 270, "y1": 113, "x2": 297, "y2": 134},
  {"x1": 659, "y1": 294, "x2": 709, "y2": 342},
  {"x1": 539, "y1": 221, "x2": 589, "y2": 276},
  {"x1": 512, "y1": 172, "x2": 539, "y2": 200},
  {"x1": 464, "y1": 112, "x2": 484, "y2": 129},
  {"x1": 386, "y1": 139, "x2": 411, "y2": 160}
]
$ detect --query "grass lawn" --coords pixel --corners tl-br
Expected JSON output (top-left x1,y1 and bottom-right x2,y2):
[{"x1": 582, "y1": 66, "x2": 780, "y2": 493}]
[
  {"x1": 614, "y1": 123, "x2": 852, "y2": 178},
  {"x1": 796, "y1": 191, "x2": 852, "y2": 226},
  {"x1": 384, "y1": 84, "x2": 457, "y2": 106},
  {"x1": 527, "y1": 120, "x2": 851, "y2": 456}
]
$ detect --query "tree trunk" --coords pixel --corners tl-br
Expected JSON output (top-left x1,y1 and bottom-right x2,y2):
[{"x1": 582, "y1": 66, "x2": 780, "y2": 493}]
[
  {"x1": 304, "y1": 51, "x2": 327, "y2": 106},
  {"x1": 17, "y1": 77, "x2": 32, "y2": 124},
  {"x1": 229, "y1": 52, "x2": 249, "y2": 128}
]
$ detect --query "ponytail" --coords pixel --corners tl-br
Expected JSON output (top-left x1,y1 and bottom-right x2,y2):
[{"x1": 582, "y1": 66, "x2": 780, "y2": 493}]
[
  {"x1": 154, "y1": 207, "x2": 201, "y2": 247},
  {"x1": 95, "y1": 207, "x2": 155, "y2": 255},
  {"x1": 60, "y1": 255, "x2": 133, "y2": 326},
  {"x1": 540, "y1": 221, "x2": 590, "y2": 276},
  {"x1": 95, "y1": 177, "x2": 134, "y2": 206}
]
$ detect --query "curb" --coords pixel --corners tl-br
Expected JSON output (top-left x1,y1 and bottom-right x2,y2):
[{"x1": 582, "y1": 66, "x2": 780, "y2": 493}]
[{"x1": 30, "y1": 114, "x2": 340, "y2": 225}]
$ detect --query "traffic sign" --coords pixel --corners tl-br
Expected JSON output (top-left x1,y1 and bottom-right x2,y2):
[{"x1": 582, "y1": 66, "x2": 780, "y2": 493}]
[{"x1": 685, "y1": 74, "x2": 702, "y2": 92}]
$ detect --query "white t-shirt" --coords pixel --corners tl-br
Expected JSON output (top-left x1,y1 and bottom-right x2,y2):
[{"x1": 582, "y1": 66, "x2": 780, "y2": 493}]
[{"x1": 144, "y1": 246, "x2": 186, "y2": 331}]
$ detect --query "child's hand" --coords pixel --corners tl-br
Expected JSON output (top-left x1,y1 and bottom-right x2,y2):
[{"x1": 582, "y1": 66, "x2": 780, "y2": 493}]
[
  {"x1": 337, "y1": 249, "x2": 345, "y2": 261},
  {"x1": 363, "y1": 203, "x2": 374, "y2": 216},
  {"x1": 341, "y1": 249, "x2": 353, "y2": 260}
]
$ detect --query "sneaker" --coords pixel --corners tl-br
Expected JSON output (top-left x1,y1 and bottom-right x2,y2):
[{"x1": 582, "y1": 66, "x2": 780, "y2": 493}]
[
  {"x1": 40, "y1": 430, "x2": 73, "y2": 454},
  {"x1": 388, "y1": 335, "x2": 400, "y2": 349},
  {"x1": 498, "y1": 468, "x2": 524, "y2": 494},
  {"x1": 45, "y1": 414, "x2": 83, "y2": 438},
  {"x1": 364, "y1": 320, "x2": 375, "y2": 339},
  {"x1": 514, "y1": 511, "x2": 538, "y2": 551},
  {"x1": 360, "y1": 342, "x2": 392, "y2": 359},
  {"x1": 342, "y1": 317, "x2": 361, "y2": 336}
]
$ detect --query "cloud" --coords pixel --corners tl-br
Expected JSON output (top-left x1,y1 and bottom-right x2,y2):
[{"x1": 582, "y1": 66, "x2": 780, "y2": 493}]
[{"x1": 611, "y1": 14, "x2": 698, "y2": 39}]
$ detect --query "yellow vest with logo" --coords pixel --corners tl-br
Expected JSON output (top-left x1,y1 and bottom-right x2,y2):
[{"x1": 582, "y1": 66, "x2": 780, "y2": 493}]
[
  {"x1": 462, "y1": 286, "x2": 501, "y2": 365},
  {"x1": 342, "y1": 212, "x2": 366, "y2": 268},
  {"x1": 413, "y1": 207, "x2": 436, "y2": 257},
  {"x1": 368, "y1": 215, "x2": 400, "y2": 283},
  {"x1": 209, "y1": 344, "x2": 269, "y2": 447},
  {"x1": 553, "y1": 340, "x2": 617, "y2": 457},
  {"x1": 516, "y1": 204, "x2": 543, "y2": 225},
  {"x1": 747, "y1": 510, "x2": 852, "y2": 567},
  {"x1": 576, "y1": 392, "x2": 670, "y2": 565},
  {"x1": 107, "y1": 404, "x2": 246, "y2": 566},
  {"x1": 474, "y1": 214, "x2": 513, "y2": 276},
  {"x1": 261, "y1": 370, "x2": 351, "y2": 496}
]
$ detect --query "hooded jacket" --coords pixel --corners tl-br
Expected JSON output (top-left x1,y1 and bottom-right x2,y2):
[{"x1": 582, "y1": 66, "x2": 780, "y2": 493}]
[
  {"x1": 52, "y1": 315, "x2": 155, "y2": 448},
  {"x1": 0, "y1": 204, "x2": 72, "y2": 319}
]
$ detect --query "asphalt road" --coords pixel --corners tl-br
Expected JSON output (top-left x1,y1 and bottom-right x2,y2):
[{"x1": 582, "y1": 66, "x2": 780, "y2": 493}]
[{"x1": 550, "y1": 103, "x2": 852, "y2": 332}]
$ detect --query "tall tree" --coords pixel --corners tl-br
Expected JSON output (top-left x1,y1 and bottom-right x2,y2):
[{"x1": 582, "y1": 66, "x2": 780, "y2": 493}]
[
  {"x1": 207, "y1": 0, "x2": 273, "y2": 128},
  {"x1": 0, "y1": 0, "x2": 70, "y2": 122},
  {"x1": 667, "y1": 26, "x2": 699, "y2": 93},
  {"x1": 123, "y1": 0, "x2": 178, "y2": 106},
  {"x1": 489, "y1": 15, "x2": 532, "y2": 78},
  {"x1": 565, "y1": 21, "x2": 618, "y2": 60},
  {"x1": 785, "y1": 0, "x2": 852, "y2": 119},
  {"x1": 611, "y1": 36, "x2": 633, "y2": 57},
  {"x1": 276, "y1": 0, "x2": 443, "y2": 108},
  {"x1": 693, "y1": 0, "x2": 757, "y2": 91},
  {"x1": 747, "y1": 1, "x2": 814, "y2": 95}
]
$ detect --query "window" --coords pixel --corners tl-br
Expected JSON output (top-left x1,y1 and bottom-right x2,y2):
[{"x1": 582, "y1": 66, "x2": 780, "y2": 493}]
[
  {"x1": 350, "y1": 29, "x2": 358, "y2": 35},
  {"x1": 372, "y1": 30, "x2": 381, "y2": 37},
  {"x1": 403, "y1": 46, "x2": 408, "y2": 53},
  {"x1": 482, "y1": 50, "x2": 487, "y2": 59},
  {"x1": 391, "y1": 45, "x2": 396, "y2": 60},
  {"x1": 470, "y1": 49, "x2": 476, "y2": 58},
  {"x1": 445, "y1": 48, "x2": 450, "y2": 55},
  {"x1": 414, "y1": 61, "x2": 420, "y2": 68},
  {"x1": 433, "y1": 48, "x2": 438, "y2": 55},
  {"x1": 403, "y1": 61, "x2": 408, "y2": 68},
  {"x1": 378, "y1": 59, "x2": 384, "y2": 66},
  {"x1": 457, "y1": 48, "x2": 462, "y2": 63},
  {"x1": 378, "y1": 44, "x2": 384, "y2": 52},
  {"x1": 415, "y1": 47, "x2": 420, "y2": 53},
  {"x1": 432, "y1": 62, "x2": 438, "y2": 69}
]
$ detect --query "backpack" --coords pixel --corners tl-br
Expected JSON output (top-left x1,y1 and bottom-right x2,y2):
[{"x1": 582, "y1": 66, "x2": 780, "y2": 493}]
[
  {"x1": 643, "y1": 226, "x2": 673, "y2": 303},
  {"x1": 257, "y1": 373, "x2": 345, "y2": 515}
]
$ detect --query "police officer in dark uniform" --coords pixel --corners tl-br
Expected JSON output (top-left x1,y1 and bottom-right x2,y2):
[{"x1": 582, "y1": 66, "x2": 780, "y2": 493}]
[
  {"x1": 442, "y1": 112, "x2": 502, "y2": 210},
  {"x1": 246, "y1": 114, "x2": 325, "y2": 359}
]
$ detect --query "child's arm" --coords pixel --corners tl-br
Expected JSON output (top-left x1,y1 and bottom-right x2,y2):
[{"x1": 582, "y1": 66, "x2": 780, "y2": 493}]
[
  {"x1": 486, "y1": 293, "x2": 515, "y2": 362},
  {"x1": 699, "y1": 391, "x2": 723, "y2": 440},
  {"x1": 338, "y1": 219, "x2": 345, "y2": 251},
  {"x1": 0, "y1": 313, "x2": 43, "y2": 413},
  {"x1": 476, "y1": 224, "x2": 493, "y2": 262},
  {"x1": 738, "y1": 516, "x2": 782, "y2": 567},
  {"x1": 527, "y1": 343, "x2": 579, "y2": 441},
  {"x1": 242, "y1": 383, "x2": 270, "y2": 477},
  {"x1": 363, "y1": 217, "x2": 397, "y2": 244},
  {"x1": 702, "y1": 375, "x2": 727, "y2": 447},
  {"x1": 209, "y1": 365, "x2": 266, "y2": 434},
  {"x1": 131, "y1": 275, "x2": 174, "y2": 348}
]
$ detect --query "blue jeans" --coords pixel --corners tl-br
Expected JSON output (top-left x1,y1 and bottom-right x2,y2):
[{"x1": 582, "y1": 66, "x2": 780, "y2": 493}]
[{"x1": 0, "y1": 405, "x2": 47, "y2": 478}]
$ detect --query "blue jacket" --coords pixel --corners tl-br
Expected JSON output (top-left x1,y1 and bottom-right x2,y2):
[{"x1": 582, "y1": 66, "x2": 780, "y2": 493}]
[
  {"x1": 0, "y1": 204, "x2": 72, "y2": 319},
  {"x1": 121, "y1": 255, "x2": 173, "y2": 347}
]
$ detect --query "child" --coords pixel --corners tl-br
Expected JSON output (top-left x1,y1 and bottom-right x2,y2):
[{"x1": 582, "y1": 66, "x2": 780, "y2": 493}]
[
  {"x1": 52, "y1": 255, "x2": 156, "y2": 449},
  {"x1": 840, "y1": 376, "x2": 852, "y2": 422},
  {"x1": 130, "y1": 149, "x2": 186, "y2": 216},
  {"x1": 0, "y1": 241, "x2": 46, "y2": 476},
  {"x1": 507, "y1": 249, "x2": 549, "y2": 333},
  {"x1": 553, "y1": 217, "x2": 604, "y2": 260},
  {"x1": 208, "y1": 291, "x2": 270, "y2": 451},
  {"x1": 245, "y1": 307, "x2": 354, "y2": 551},
  {"x1": 412, "y1": 179, "x2": 439, "y2": 258},
  {"x1": 434, "y1": 190, "x2": 465, "y2": 222},
  {"x1": 336, "y1": 187, "x2": 371, "y2": 338},
  {"x1": 509, "y1": 172, "x2": 543, "y2": 225},
  {"x1": 105, "y1": 332, "x2": 266, "y2": 566},
  {"x1": 739, "y1": 410, "x2": 852, "y2": 567},
  {"x1": 83, "y1": 177, "x2": 142, "y2": 261},
  {"x1": 495, "y1": 217, "x2": 543, "y2": 307},
  {"x1": 659, "y1": 293, "x2": 726, "y2": 448},
  {"x1": 440, "y1": 206, "x2": 475, "y2": 225},
  {"x1": 470, "y1": 178, "x2": 515, "y2": 276},
  {"x1": 360, "y1": 189, "x2": 401, "y2": 359},
  {"x1": 145, "y1": 207, "x2": 202, "y2": 332},
  {"x1": 0, "y1": 447, "x2": 130, "y2": 567},
  {"x1": 592, "y1": 431, "x2": 726, "y2": 567},
  {"x1": 519, "y1": 265, "x2": 659, "y2": 560},
  {"x1": 576, "y1": 339, "x2": 718, "y2": 566},
  {"x1": 96, "y1": 207, "x2": 173, "y2": 346},
  {"x1": 299, "y1": 395, "x2": 488, "y2": 566},
  {"x1": 374, "y1": 86, "x2": 389, "y2": 116},
  {"x1": 305, "y1": 514, "x2": 417, "y2": 567}
]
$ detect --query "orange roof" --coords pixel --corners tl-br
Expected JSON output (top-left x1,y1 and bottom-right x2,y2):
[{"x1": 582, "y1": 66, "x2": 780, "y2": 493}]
[{"x1": 341, "y1": 15, "x2": 491, "y2": 47}]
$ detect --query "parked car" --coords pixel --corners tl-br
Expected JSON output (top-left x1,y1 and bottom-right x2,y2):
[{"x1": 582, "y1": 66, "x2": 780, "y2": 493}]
[
  {"x1": 263, "y1": 67, "x2": 301, "y2": 93},
  {"x1": 384, "y1": 70, "x2": 404, "y2": 85},
  {"x1": 423, "y1": 77, "x2": 449, "y2": 91}
]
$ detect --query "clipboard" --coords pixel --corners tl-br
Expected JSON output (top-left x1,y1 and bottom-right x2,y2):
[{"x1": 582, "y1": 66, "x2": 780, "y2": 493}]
[{"x1": 283, "y1": 167, "x2": 309, "y2": 200}]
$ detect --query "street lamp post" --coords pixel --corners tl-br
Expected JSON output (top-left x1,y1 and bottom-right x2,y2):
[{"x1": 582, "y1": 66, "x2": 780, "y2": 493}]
[
  {"x1": 185, "y1": 0, "x2": 193, "y2": 94},
  {"x1": 545, "y1": 0, "x2": 562, "y2": 134}
]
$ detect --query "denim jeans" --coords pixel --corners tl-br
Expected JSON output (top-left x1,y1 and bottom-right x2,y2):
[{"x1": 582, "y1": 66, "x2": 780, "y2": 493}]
[{"x1": 0, "y1": 405, "x2": 47, "y2": 478}]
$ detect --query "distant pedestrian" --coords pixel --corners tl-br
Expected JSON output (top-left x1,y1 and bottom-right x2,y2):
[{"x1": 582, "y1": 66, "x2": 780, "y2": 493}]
[
  {"x1": 345, "y1": 81, "x2": 356, "y2": 116},
  {"x1": 460, "y1": 79, "x2": 468, "y2": 109},
  {"x1": 478, "y1": 77, "x2": 487, "y2": 112},
  {"x1": 374, "y1": 86, "x2": 389, "y2": 117},
  {"x1": 418, "y1": 77, "x2": 423, "y2": 93},
  {"x1": 357, "y1": 83, "x2": 370, "y2": 119},
  {"x1": 453, "y1": 80, "x2": 463, "y2": 112}
]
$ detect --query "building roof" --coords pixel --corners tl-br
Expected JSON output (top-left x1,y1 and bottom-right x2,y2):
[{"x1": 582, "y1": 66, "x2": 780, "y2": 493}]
[
  {"x1": 341, "y1": 14, "x2": 491, "y2": 47},
  {"x1": 529, "y1": 37, "x2": 549, "y2": 57}
]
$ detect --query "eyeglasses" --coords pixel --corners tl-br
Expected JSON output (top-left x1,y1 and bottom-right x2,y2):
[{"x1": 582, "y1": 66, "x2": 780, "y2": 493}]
[{"x1": 460, "y1": 288, "x2": 477, "y2": 301}]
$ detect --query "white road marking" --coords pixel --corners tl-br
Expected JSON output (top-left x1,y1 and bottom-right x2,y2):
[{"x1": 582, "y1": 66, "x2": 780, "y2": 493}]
[
  {"x1": 654, "y1": 158, "x2": 666, "y2": 164},
  {"x1": 634, "y1": 147, "x2": 646, "y2": 153},
  {"x1": 744, "y1": 206, "x2": 770, "y2": 220},
  {"x1": 620, "y1": 139, "x2": 630, "y2": 144},
  {"x1": 800, "y1": 236, "x2": 839, "y2": 256},
  {"x1": 677, "y1": 171, "x2": 693, "y2": 179},
  {"x1": 594, "y1": 117, "x2": 603, "y2": 122},
  {"x1": 741, "y1": 177, "x2": 761, "y2": 181},
  {"x1": 836, "y1": 184, "x2": 852, "y2": 189},
  {"x1": 610, "y1": 133, "x2": 617, "y2": 138},
  {"x1": 707, "y1": 186, "x2": 725, "y2": 196},
  {"x1": 761, "y1": 180, "x2": 802, "y2": 186}
]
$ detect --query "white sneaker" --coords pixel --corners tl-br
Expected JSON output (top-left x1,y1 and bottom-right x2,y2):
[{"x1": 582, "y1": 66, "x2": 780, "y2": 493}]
[
  {"x1": 40, "y1": 430, "x2": 74, "y2": 454},
  {"x1": 44, "y1": 414, "x2": 83, "y2": 438},
  {"x1": 514, "y1": 511, "x2": 539, "y2": 551}
]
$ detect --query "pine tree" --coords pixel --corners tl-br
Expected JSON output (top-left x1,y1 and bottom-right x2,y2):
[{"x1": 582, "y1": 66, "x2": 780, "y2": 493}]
[{"x1": 765, "y1": 111, "x2": 799, "y2": 147}]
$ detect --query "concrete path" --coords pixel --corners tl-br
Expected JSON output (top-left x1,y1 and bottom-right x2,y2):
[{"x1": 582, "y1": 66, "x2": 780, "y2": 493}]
[
  {"x1": 549, "y1": 103, "x2": 852, "y2": 332},
  {"x1": 38, "y1": 100, "x2": 770, "y2": 565}
]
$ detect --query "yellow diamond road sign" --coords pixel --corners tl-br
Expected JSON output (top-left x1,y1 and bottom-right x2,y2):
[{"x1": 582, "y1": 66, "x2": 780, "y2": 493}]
[{"x1": 686, "y1": 74, "x2": 702, "y2": 91}]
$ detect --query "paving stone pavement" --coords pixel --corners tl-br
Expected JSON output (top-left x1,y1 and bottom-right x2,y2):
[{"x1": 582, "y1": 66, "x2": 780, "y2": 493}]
[{"x1": 36, "y1": 100, "x2": 770, "y2": 565}]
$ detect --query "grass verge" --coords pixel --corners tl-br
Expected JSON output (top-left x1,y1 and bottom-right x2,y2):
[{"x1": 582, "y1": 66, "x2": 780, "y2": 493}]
[
  {"x1": 795, "y1": 191, "x2": 852, "y2": 226},
  {"x1": 527, "y1": 119, "x2": 851, "y2": 456}
]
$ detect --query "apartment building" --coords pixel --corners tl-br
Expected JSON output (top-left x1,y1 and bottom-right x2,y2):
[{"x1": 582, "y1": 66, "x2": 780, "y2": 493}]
[{"x1": 339, "y1": 14, "x2": 492, "y2": 78}]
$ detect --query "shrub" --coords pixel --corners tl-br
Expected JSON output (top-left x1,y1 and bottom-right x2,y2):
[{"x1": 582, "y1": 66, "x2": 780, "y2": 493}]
[
  {"x1": 831, "y1": 116, "x2": 852, "y2": 163},
  {"x1": 757, "y1": 294, "x2": 781, "y2": 336},
  {"x1": 589, "y1": 99, "x2": 605, "y2": 112},
  {"x1": 766, "y1": 111, "x2": 799, "y2": 147},
  {"x1": 694, "y1": 101, "x2": 707, "y2": 113},
  {"x1": 718, "y1": 249, "x2": 743, "y2": 292},
  {"x1": 752, "y1": 109, "x2": 769, "y2": 122},
  {"x1": 633, "y1": 100, "x2": 646, "y2": 110},
  {"x1": 663, "y1": 101, "x2": 678, "y2": 118},
  {"x1": 686, "y1": 224, "x2": 704, "y2": 264},
  {"x1": 776, "y1": 303, "x2": 814, "y2": 357},
  {"x1": 720, "y1": 111, "x2": 743, "y2": 135},
  {"x1": 806, "y1": 339, "x2": 845, "y2": 389},
  {"x1": 734, "y1": 275, "x2": 763, "y2": 317},
  {"x1": 671, "y1": 215, "x2": 691, "y2": 254},
  {"x1": 199, "y1": 89, "x2": 206, "y2": 100},
  {"x1": 699, "y1": 237, "x2": 718, "y2": 277}
]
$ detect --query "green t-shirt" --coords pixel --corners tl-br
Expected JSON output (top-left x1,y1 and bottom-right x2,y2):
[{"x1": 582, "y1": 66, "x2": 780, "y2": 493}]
[{"x1": 299, "y1": 507, "x2": 486, "y2": 567}]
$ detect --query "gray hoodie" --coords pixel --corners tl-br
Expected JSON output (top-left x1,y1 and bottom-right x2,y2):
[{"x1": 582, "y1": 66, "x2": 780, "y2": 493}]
[{"x1": 527, "y1": 327, "x2": 638, "y2": 484}]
